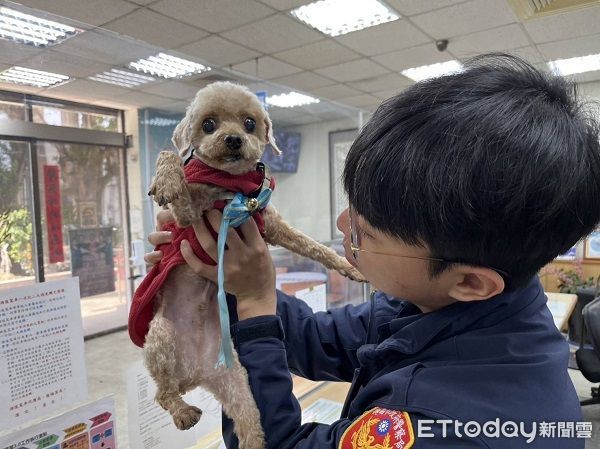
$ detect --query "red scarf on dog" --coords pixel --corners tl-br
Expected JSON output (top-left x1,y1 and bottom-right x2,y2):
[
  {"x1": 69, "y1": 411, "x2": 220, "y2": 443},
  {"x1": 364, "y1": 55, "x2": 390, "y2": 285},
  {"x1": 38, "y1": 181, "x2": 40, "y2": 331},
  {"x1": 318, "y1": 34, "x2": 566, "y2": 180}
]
[{"x1": 128, "y1": 158, "x2": 275, "y2": 347}]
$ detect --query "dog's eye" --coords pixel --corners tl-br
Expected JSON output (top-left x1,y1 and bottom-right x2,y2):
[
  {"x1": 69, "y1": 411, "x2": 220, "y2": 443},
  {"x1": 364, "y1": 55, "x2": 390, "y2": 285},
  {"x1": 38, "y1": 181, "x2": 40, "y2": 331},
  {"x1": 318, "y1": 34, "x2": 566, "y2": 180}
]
[
  {"x1": 244, "y1": 118, "x2": 256, "y2": 133},
  {"x1": 202, "y1": 118, "x2": 216, "y2": 134}
]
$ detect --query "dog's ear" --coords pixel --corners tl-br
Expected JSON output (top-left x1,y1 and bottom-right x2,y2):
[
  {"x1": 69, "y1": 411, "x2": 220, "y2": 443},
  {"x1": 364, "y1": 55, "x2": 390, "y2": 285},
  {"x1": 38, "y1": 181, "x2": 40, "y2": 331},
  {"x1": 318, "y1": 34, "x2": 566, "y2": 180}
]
[
  {"x1": 172, "y1": 114, "x2": 192, "y2": 154},
  {"x1": 264, "y1": 116, "x2": 282, "y2": 155}
]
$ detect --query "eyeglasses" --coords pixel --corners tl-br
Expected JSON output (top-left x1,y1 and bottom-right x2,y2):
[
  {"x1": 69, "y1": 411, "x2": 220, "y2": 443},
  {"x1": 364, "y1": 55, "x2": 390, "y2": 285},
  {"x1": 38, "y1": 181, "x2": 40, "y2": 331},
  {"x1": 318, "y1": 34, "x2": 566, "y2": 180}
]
[{"x1": 348, "y1": 205, "x2": 511, "y2": 278}]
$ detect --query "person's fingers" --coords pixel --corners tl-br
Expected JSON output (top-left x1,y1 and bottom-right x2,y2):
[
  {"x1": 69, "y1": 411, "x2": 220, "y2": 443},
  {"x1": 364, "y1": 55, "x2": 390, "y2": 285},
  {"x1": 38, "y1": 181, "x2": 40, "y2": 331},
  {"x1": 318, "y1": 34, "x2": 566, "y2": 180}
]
[
  {"x1": 148, "y1": 231, "x2": 173, "y2": 246},
  {"x1": 191, "y1": 215, "x2": 218, "y2": 262},
  {"x1": 203, "y1": 209, "x2": 245, "y2": 252},
  {"x1": 156, "y1": 210, "x2": 174, "y2": 231},
  {"x1": 239, "y1": 216, "x2": 263, "y2": 248},
  {"x1": 144, "y1": 250, "x2": 162, "y2": 265},
  {"x1": 180, "y1": 240, "x2": 217, "y2": 282}
]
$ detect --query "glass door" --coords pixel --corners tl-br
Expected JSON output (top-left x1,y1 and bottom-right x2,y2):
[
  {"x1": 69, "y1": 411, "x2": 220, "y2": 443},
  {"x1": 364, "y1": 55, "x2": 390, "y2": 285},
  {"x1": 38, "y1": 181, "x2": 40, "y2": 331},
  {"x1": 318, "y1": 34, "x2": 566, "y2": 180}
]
[
  {"x1": 0, "y1": 139, "x2": 37, "y2": 290},
  {"x1": 36, "y1": 141, "x2": 129, "y2": 336}
]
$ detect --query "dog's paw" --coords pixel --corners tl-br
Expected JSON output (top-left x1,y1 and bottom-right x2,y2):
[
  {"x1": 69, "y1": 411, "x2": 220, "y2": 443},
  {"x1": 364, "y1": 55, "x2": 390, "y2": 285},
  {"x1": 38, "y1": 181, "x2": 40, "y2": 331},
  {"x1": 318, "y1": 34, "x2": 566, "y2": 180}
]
[
  {"x1": 172, "y1": 405, "x2": 202, "y2": 430},
  {"x1": 148, "y1": 176, "x2": 186, "y2": 207},
  {"x1": 338, "y1": 264, "x2": 367, "y2": 283}
]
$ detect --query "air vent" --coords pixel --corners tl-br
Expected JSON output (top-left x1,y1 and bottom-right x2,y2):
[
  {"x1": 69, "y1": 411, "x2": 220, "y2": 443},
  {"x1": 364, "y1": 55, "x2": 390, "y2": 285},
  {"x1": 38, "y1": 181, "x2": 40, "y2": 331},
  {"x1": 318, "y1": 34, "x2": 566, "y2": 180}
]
[{"x1": 507, "y1": 0, "x2": 599, "y2": 20}]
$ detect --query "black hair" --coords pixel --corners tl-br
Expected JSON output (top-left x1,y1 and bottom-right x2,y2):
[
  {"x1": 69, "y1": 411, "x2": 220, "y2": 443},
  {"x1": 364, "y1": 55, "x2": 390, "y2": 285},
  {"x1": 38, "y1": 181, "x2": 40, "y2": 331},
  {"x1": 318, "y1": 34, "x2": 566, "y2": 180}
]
[{"x1": 343, "y1": 53, "x2": 600, "y2": 291}]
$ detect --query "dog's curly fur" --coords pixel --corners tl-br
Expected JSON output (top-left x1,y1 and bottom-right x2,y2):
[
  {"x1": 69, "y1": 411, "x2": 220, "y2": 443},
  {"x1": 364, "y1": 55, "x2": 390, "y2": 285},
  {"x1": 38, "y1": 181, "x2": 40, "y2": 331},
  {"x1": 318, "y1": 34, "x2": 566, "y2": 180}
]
[{"x1": 144, "y1": 82, "x2": 364, "y2": 449}]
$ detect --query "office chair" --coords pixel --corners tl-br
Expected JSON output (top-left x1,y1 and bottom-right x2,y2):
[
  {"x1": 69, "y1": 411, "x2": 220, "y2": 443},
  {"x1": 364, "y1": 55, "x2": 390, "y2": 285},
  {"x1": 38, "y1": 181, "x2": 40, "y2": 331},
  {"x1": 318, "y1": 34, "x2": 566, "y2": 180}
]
[{"x1": 575, "y1": 296, "x2": 600, "y2": 406}]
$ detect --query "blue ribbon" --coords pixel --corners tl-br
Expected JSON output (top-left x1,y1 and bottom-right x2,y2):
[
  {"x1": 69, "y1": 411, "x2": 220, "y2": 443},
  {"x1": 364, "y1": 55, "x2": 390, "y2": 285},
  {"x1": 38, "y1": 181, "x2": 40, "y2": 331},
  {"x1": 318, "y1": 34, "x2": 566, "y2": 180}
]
[{"x1": 216, "y1": 188, "x2": 273, "y2": 368}]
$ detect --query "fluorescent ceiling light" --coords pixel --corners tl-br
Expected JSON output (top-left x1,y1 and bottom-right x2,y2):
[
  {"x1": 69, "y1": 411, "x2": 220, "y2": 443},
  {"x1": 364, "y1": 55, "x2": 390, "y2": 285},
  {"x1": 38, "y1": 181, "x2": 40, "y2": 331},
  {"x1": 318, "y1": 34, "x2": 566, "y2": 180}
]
[
  {"x1": 0, "y1": 66, "x2": 69, "y2": 87},
  {"x1": 290, "y1": 0, "x2": 400, "y2": 37},
  {"x1": 89, "y1": 69, "x2": 156, "y2": 88},
  {"x1": 128, "y1": 53, "x2": 210, "y2": 79},
  {"x1": 266, "y1": 92, "x2": 320, "y2": 108},
  {"x1": 0, "y1": 6, "x2": 81, "y2": 47},
  {"x1": 401, "y1": 60, "x2": 463, "y2": 82},
  {"x1": 548, "y1": 53, "x2": 600, "y2": 76}
]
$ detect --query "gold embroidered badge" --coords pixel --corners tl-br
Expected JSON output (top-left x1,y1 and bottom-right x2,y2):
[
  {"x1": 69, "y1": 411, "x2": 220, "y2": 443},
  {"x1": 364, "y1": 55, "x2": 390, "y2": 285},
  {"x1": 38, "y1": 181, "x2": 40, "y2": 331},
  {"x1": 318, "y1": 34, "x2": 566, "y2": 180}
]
[{"x1": 339, "y1": 407, "x2": 415, "y2": 449}]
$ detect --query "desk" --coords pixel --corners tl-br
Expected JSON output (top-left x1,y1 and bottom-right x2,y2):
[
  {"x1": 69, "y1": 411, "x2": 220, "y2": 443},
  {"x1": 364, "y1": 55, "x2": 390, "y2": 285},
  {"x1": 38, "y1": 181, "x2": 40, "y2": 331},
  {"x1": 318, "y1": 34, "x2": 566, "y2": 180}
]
[{"x1": 545, "y1": 292, "x2": 577, "y2": 331}]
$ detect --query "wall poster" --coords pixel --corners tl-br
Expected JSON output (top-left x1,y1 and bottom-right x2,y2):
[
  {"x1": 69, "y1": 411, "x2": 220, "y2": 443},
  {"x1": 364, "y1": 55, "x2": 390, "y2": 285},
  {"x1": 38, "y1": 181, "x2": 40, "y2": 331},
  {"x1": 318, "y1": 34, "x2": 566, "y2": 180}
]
[
  {"x1": 329, "y1": 129, "x2": 358, "y2": 239},
  {"x1": 0, "y1": 278, "x2": 87, "y2": 429}
]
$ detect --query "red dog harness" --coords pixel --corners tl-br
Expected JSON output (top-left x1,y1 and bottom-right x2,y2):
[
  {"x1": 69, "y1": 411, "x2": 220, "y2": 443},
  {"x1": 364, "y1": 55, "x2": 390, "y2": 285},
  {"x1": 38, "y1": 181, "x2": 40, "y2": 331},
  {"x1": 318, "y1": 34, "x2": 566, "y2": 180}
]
[{"x1": 128, "y1": 158, "x2": 275, "y2": 347}]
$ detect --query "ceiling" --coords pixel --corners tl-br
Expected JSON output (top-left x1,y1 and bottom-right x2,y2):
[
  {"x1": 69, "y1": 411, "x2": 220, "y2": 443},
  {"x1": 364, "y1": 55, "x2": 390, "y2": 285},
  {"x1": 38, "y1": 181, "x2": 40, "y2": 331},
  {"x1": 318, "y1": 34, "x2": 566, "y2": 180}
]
[{"x1": 1, "y1": 0, "x2": 600, "y2": 127}]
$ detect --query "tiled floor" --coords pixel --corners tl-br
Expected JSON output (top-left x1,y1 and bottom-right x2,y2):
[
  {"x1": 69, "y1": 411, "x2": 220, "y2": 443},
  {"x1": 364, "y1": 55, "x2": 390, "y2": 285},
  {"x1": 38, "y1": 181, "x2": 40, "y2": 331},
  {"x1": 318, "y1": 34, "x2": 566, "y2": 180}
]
[{"x1": 80, "y1": 330, "x2": 600, "y2": 449}]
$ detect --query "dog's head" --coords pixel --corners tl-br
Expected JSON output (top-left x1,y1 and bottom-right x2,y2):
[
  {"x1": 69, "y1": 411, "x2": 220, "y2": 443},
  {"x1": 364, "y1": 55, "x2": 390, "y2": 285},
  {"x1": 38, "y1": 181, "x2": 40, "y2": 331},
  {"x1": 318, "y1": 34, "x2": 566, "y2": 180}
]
[{"x1": 172, "y1": 81, "x2": 281, "y2": 174}]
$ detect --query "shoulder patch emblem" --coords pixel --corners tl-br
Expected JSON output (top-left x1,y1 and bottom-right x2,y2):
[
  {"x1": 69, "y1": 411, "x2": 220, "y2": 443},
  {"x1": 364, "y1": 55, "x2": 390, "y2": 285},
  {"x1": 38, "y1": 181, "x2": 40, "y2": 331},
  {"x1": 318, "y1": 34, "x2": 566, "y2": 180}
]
[{"x1": 339, "y1": 407, "x2": 414, "y2": 449}]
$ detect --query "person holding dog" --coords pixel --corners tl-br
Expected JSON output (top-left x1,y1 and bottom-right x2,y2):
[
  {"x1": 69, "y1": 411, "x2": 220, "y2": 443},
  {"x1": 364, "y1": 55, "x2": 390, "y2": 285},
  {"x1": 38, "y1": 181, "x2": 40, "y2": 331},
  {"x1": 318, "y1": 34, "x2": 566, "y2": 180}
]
[{"x1": 145, "y1": 54, "x2": 600, "y2": 448}]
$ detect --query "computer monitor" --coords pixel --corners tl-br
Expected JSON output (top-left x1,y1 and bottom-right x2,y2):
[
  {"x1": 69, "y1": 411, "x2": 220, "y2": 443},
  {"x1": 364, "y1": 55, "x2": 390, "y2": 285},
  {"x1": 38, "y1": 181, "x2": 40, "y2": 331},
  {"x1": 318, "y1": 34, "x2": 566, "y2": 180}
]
[{"x1": 261, "y1": 130, "x2": 301, "y2": 173}]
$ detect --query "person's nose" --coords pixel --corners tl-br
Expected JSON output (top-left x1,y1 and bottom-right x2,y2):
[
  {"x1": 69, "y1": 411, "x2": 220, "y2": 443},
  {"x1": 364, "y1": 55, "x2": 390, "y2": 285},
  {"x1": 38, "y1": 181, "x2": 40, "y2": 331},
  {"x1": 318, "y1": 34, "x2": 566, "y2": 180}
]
[{"x1": 337, "y1": 207, "x2": 350, "y2": 238}]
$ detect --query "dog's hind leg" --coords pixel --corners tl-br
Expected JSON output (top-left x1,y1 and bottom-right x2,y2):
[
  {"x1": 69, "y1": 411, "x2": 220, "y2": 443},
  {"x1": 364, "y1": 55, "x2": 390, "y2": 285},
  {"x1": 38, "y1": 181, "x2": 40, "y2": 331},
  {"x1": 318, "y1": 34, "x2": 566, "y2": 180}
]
[
  {"x1": 204, "y1": 357, "x2": 265, "y2": 449},
  {"x1": 144, "y1": 309, "x2": 202, "y2": 430}
]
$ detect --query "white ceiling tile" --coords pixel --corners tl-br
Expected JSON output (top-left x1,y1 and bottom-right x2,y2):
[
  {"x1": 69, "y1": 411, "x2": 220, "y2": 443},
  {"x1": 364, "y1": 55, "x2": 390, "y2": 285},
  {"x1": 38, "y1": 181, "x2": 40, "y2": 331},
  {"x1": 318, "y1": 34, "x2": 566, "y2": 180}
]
[
  {"x1": 178, "y1": 36, "x2": 261, "y2": 67},
  {"x1": 273, "y1": 39, "x2": 360, "y2": 70},
  {"x1": 138, "y1": 80, "x2": 200, "y2": 99},
  {"x1": 271, "y1": 71, "x2": 335, "y2": 90},
  {"x1": 523, "y1": 5, "x2": 600, "y2": 44},
  {"x1": 150, "y1": 0, "x2": 274, "y2": 33},
  {"x1": 340, "y1": 94, "x2": 381, "y2": 109},
  {"x1": 0, "y1": 40, "x2": 44, "y2": 65},
  {"x1": 314, "y1": 59, "x2": 389, "y2": 82},
  {"x1": 232, "y1": 56, "x2": 302, "y2": 79},
  {"x1": 257, "y1": 0, "x2": 311, "y2": 11},
  {"x1": 372, "y1": 88, "x2": 407, "y2": 99},
  {"x1": 410, "y1": 0, "x2": 517, "y2": 39},
  {"x1": 385, "y1": 0, "x2": 467, "y2": 16},
  {"x1": 19, "y1": 50, "x2": 114, "y2": 78},
  {"x1": 53, "y1": 31, "x2": 156, "y2": 65},
  {"x1": 347, "y1": 72, "x2": 412, "y2": 93},
  {"x1": 117, "y1": 90, "x2": 175, "y2": 106},
  {"x1": 537, "y1": 34, "x2": 600, "y2": 60},
  {"x1": 448, "y1": 24, "x2": 531, "y2": 58},
  {"x1": 311, "y1": 84, "x2": 362, "y2": 100},
  {"x1": 127, "y1": 0, "x2": 159, "y2": 4},
  {"x1": 103, "y1": 9, "x2": 208, "y2": 48},
  {"x1": 221, "y1": 14, "x2": 323, "y2": 54},
  {"x1": 15, "y1": 0, "x2": 138, "y2": 27},
  {"x1": 505, "y1": 46, "x2": 545, "y2": 64},
  {"x1": 334, "y1": 19, "x2": 430, "y2": 56},
  {"x1": 45, "y1": 79, "x2": 131, "y2": 99},
  {"x1": 155, "y1": 100, "x2": 189, "y2": 112},
  {"x1": 372, "y1": 43, "x2": 453, "y2": 71}
]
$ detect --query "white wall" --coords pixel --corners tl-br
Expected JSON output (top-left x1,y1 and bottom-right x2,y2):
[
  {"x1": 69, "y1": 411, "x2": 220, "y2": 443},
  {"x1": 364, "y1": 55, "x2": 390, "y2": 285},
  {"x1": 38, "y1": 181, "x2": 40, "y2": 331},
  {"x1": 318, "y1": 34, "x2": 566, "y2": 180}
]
[
  {"x1": 124, "y1": 109, "x2": 144, "y2": 243},
  {"x1": 269, "y1": 118, "x2": 359, "y2": 242}
]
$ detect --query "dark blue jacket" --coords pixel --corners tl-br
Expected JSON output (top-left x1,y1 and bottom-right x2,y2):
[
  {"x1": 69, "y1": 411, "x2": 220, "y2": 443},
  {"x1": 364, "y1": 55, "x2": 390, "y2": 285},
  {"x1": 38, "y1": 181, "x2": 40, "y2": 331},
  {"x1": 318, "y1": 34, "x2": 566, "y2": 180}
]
[{"x1": 224, "y1": 276, "x2": 583, "y2": 448}]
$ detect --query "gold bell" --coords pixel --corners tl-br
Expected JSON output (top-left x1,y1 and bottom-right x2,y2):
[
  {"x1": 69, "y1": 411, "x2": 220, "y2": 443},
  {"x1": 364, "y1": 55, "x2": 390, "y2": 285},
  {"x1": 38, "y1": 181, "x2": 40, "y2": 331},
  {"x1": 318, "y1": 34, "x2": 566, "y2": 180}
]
[{"x1": 246, "y1": 198, "x2": 259, "y2": 213}]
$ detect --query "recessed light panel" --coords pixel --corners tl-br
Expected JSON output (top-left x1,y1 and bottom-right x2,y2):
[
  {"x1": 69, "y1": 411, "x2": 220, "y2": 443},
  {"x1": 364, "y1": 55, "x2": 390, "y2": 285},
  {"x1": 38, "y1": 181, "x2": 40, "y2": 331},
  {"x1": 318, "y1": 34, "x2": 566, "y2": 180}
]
[
  {"x1": 401, "y1": 60, "x2": 463, "y2": 82},
  {"x1": 128, "y1": 53, "x2": 210, "y2": 79},
  {"x1": 548, "y1": 54, "x2": 600, "y2": 76},
  {"x1": 267, "y1": 92, "x2": 320, "y2": 108},
  {"x1": 0, "y1": 6, "x2": 81, "y2": 47},
  {"x1": 290, "y1": 0, "x2": 400, "y2": 37},
  {"x1": 0, "y1": 66, "x2": 69, "y2": 87},
  {"x1": 89, "y1": 69, "x2": 156, "y2": 88}
]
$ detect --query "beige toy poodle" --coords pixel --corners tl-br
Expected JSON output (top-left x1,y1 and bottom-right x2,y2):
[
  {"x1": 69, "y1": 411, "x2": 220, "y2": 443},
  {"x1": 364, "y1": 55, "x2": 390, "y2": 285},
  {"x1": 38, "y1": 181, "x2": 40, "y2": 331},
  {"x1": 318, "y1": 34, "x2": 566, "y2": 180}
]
[{"x1": 129, "y1": 82, "x2": 363, "y2": 449}]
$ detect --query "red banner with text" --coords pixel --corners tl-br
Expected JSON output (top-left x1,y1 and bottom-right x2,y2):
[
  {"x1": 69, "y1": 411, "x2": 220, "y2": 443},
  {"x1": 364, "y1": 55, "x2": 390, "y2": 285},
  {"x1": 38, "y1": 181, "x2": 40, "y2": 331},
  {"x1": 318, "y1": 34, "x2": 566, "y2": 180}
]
[{"x1": 43, "y1": 165, "x2": 64, "y2": 263}]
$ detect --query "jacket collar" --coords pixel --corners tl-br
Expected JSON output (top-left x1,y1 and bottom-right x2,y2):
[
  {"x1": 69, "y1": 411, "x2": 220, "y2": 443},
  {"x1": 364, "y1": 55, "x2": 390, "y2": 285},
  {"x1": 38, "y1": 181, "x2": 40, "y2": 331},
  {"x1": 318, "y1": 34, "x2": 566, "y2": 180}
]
[{"x1": 375, "y1": 276, "x2": 545, "y2": 357}]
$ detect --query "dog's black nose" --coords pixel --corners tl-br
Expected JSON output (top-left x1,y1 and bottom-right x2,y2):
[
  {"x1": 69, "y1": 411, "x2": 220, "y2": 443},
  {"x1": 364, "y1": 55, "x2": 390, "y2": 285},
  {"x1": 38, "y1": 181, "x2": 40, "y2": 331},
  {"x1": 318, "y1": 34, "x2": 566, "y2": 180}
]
[{"x1": 224, "y1": 135, "x2": 242, "y2": 151}]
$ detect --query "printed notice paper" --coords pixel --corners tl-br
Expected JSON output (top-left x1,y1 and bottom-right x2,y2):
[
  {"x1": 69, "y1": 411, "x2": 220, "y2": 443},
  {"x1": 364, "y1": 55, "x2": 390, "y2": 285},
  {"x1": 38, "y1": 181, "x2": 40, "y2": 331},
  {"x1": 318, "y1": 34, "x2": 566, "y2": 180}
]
[
  {"x1": 0, "y1": 278, "x2": 88, "y2": 428},
  {"x1": 0, "y1": 396, "x2": 116, "y2": 449},
  {"x1": 127, "y1": 360, "x2": 222, "y2": 449},
  {"x1": 296, "y1": 283, "x2": 327, "y2": 313}
]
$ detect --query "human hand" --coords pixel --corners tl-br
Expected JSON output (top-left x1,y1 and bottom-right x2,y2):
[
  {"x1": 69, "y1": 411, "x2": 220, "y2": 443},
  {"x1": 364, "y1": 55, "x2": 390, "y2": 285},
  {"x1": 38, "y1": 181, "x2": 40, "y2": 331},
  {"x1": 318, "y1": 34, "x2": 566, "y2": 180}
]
[
  {"x1": 144, "y1": 210, "x2": 175, "y2": 265},
  {"x1": 180, "y1": 209, "x2": 276, "y2": 320}
]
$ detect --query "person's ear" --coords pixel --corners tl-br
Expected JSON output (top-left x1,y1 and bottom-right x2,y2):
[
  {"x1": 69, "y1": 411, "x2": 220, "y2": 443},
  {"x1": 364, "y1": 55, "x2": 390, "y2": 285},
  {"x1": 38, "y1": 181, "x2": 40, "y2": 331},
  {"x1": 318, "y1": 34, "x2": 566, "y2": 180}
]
[{"x1": 447, "y1": 266, "x2": 505, "y2": 302}]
